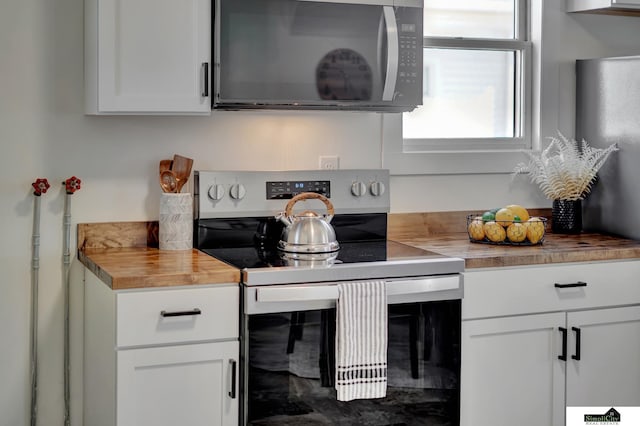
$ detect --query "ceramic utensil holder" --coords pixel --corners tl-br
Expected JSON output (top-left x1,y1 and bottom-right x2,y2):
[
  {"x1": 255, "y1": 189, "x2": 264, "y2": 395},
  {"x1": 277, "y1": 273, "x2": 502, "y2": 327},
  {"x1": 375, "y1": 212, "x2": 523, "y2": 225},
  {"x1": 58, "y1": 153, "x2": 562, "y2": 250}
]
[{"x1": 159, "y1": 193, "x2": 193, "y2": 250}]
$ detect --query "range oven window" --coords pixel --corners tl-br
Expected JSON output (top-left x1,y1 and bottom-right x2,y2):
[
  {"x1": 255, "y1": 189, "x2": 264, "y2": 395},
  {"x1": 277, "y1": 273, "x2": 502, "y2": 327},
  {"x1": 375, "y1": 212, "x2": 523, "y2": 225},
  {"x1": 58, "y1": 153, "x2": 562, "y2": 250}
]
[{"x1": 244, "y1": 300, "x2": 460, "y2": 425}]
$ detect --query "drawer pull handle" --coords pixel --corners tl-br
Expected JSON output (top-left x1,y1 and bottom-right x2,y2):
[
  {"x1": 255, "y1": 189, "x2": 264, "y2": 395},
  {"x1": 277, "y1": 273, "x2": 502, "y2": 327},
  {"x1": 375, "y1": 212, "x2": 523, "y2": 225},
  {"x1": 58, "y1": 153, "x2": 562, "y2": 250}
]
[
  {"x1": 160, "y1": 308, "x2": 202, "y2": 318},
  {"x1": 554, "y1": 281, "x2": 587, "y2": 289},
  {"x1": 229, "y1": 359, "x2": 237, "y2": 399},
  {"x1": 558, "y1": 327, "x2": 567, "y2": 361},
  {"x1": 571, "y1": 327, "x2": 581, "y2": 361}
]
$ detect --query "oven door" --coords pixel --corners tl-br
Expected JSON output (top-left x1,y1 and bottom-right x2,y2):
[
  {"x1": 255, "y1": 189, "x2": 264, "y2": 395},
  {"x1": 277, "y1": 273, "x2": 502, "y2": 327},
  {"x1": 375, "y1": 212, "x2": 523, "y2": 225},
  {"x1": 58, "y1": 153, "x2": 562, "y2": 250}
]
[
  {"x1": 241, "y1": 276, "x2": 462, "y2": 425},
  {"x1": 214, "y1": 0, "x2": 423, "y2": 111}
]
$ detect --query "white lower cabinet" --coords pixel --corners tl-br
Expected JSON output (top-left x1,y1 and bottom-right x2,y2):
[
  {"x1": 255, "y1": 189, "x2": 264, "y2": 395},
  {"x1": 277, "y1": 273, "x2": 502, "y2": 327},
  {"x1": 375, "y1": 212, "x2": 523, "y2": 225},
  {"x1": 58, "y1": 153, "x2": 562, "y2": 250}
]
[
  {"x1": 117, "y1": 341, "x2": 238, "y2": 426},
  {"x1": 461, "y1": 313, "x2": 566, "y2": 426},
  {"x1": 566, "y1": 306, "x2": 640, "y2": 407},
  {"x1": 83, "y1": 271, "x2": 239, "y2": 426},
  {"x1": 461, "y1": 261, "x2": 640, "y2": 426}
]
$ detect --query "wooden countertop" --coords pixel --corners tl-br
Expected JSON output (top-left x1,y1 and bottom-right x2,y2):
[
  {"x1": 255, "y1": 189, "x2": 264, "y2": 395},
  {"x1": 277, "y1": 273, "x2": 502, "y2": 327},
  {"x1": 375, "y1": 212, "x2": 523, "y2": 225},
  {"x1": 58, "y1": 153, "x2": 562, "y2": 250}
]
[
  {"x1": 78, "y1": 211, "x2": 640, "y2": 289},
  {"x1": 392, "y1": 232, "x2": 640, "y2": 269},
  {"x1": 388, "y1": 211, "x2": 640, "y2": 269},
  {"x1": 79, "y1": 247, "x2": 240, "y2": 290},
  {"x1": 77, "y1": 222, "x2": 240, "y2": 290}
]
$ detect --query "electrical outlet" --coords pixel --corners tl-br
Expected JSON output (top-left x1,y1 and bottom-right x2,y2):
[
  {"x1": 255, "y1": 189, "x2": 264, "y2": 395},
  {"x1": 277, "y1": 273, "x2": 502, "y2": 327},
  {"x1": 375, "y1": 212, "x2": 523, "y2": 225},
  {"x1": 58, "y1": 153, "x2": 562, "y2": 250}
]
[{"x1": 319, "y1": 156, "x2": 339, "y2": 170}]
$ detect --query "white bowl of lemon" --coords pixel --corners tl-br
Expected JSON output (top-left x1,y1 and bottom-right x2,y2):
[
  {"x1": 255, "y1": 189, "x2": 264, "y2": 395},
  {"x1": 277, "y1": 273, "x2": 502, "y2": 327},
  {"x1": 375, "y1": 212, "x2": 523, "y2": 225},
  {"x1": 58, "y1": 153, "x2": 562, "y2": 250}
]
[{"x1": 467, "y1": 205, "x2": 547, "y2": 245}]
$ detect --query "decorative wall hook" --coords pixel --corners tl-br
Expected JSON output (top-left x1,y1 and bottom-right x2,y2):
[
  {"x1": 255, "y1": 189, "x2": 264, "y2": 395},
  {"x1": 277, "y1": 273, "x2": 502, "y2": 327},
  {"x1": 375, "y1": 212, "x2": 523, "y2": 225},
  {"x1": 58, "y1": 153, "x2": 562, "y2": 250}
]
[
  {"x1": 32, "y1": 178, "x2": 50, "y2": 196},
  {"x1": 63, "y1": 176, "x2": 81, "y2": 194}
]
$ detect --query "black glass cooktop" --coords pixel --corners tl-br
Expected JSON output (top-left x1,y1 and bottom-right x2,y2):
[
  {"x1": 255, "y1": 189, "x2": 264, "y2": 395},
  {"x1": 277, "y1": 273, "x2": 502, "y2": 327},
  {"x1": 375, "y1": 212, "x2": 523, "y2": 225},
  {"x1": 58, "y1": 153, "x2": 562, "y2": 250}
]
[
  {"x1": 200, "y1": 240, "x2": 446, "y2": 270},
  {"x1": 195, "y1": 214, "x2": 451, "y2": 272},
  {"x1": 201, "y1": 241, "x2": 381, "y2": 269}
]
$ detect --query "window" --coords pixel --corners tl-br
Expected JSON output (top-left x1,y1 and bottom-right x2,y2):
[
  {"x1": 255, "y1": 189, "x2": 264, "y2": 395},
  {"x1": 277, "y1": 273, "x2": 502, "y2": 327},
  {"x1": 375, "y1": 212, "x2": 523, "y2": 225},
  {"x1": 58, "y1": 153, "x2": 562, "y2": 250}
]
[{"x1": 383, "y1": 0, "x2": 534, "y2": 174}]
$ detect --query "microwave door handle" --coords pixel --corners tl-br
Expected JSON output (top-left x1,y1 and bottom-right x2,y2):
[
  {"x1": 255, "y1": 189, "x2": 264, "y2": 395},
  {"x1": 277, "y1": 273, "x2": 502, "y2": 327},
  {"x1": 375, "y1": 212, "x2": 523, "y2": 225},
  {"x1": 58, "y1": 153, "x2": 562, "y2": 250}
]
[
  {"x1": 377, "y1": 9, "x2": 386, "y2": 88},
  {"x1": 381, "y1": 6, "x2": 399, "y2": 101}
]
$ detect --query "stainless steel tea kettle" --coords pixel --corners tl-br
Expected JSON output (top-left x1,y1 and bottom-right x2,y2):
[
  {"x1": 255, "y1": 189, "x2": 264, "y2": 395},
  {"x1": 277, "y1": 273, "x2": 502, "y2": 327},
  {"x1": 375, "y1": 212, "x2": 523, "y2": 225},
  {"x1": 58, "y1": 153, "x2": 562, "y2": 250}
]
[{"x1": 277, "y1": 192, "x2": 339, "y2": 254}]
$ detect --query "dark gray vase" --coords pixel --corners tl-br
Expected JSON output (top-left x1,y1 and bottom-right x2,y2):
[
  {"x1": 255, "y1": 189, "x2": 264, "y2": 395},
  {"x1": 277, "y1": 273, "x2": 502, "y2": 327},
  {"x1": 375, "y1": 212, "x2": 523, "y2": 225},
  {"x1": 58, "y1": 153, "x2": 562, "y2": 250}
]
[{"x1": 552, "y1": 199, "x2": 582, "y2": 234}]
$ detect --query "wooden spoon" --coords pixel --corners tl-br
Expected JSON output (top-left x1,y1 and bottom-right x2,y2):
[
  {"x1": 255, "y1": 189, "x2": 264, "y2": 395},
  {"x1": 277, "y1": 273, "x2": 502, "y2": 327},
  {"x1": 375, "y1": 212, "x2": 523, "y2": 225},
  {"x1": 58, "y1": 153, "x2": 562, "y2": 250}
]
[
  {"x1": 159, "y1": 159, "x2": 173, "y2": 174},
  {"x1": 171, "y1": 154, "x2": 194, "y2": 193},
  {"x1": 160, "y1": 170, "x2": 178, "y2": 193}
]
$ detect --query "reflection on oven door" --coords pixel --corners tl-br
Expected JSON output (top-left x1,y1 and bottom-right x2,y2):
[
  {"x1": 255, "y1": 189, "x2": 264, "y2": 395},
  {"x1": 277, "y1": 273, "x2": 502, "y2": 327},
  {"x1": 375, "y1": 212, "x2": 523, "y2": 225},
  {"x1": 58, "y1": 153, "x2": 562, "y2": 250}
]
[{"x1": 245, "y1": 300, "x2": 461, "y2": 425}]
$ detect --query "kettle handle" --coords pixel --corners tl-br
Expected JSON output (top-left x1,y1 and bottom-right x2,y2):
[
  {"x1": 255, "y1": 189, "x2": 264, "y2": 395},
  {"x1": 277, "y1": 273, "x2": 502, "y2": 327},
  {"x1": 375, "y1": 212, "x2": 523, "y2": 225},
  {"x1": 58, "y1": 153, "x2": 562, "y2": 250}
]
[{"x1": 284, "y1": 192, "x2": 335, "y2": 217}]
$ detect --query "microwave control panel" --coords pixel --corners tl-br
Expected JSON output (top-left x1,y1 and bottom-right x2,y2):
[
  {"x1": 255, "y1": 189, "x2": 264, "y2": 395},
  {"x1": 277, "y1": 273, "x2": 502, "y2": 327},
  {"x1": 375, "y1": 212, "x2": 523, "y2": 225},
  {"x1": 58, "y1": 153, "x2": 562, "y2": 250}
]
[{"x1": 395, "y1": 7, "x2": 423, "y2": 103}]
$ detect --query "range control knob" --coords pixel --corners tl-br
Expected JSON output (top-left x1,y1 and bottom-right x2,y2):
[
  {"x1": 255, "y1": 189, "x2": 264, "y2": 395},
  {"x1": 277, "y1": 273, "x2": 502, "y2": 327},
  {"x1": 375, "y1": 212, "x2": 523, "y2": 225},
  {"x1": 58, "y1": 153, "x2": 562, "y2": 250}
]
[
  {"x1": 370, "y1": 181, "x2": 386, "y2": 197},
  {"x1": 229, "y1": 183, "x2": 246, "y2": 200},
  {"x1": 351, "y1": 181, "x2": 367, "y2": 197},
  {"x1": 208, "y1": 184, "x2": 225, "y2": 201}
]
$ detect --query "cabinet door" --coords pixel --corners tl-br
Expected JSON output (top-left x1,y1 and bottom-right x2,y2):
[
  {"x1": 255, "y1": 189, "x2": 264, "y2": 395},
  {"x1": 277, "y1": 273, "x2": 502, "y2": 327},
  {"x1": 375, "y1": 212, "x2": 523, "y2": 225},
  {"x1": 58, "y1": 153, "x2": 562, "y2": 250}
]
[
  {"x1": 566, "y1": 305, "x2": 640, "y2": 407},
  {"x1": 461, "y1": 313, "x2": 565, "y2": 426},
  {"x1": 97, "y1": 0, "x2": 211, "y2": 113},
  {"x1": 117, "y1": 341, "x2": 238, "y2": 426},
  {"x1": 613, "y1": 0, "x2": 640, "y2": 7},
  {"x1": 568, "y1": 0, "x2": 640, "y2": 12}
]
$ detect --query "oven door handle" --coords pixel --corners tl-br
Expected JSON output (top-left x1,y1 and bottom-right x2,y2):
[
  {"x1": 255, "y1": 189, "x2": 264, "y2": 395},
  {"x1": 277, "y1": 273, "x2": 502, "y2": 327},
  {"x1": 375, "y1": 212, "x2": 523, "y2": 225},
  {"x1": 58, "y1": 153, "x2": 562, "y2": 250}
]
[
  {"x1": 257, "y1": 285, "x2": 338, "y2": 303},
  {"x1": 255, "y1": 275, "x2": 461, "y2": 304}
]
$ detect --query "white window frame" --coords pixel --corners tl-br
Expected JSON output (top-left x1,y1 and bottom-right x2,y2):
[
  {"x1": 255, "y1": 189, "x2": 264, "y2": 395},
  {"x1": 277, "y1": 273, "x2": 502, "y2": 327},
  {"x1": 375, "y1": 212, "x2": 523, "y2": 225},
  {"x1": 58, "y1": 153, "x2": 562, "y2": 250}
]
[{"x1": 382, "y1": 0, "x2": 537, "y2": 175}]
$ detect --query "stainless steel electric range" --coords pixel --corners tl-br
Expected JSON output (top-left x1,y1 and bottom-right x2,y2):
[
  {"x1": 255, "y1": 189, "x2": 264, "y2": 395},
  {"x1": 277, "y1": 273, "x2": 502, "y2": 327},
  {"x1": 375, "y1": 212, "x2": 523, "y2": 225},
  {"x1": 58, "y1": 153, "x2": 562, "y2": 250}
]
[{"x1": 194, "y1": 169, "x2": 464, "y2": 426}]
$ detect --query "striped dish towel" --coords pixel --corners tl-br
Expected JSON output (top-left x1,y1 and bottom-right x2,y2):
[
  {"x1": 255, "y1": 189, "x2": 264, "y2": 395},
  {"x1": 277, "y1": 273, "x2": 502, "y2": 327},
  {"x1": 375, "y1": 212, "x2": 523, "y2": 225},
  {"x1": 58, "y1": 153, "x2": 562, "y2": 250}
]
[{"x1": 335, "y1": 281, "x2": 388, "y2": 402}]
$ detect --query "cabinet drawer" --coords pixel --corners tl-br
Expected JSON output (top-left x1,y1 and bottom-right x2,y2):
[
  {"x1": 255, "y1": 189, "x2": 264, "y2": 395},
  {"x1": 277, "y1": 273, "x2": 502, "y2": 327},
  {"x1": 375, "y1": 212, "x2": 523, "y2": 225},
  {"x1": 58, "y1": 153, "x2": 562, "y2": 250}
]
[
  {"x1": 116, "y1": 285, "x2": 238, "y2": 348},
  {"x1": 462, "y1": 260, "x2": 640, "y2": 320}
]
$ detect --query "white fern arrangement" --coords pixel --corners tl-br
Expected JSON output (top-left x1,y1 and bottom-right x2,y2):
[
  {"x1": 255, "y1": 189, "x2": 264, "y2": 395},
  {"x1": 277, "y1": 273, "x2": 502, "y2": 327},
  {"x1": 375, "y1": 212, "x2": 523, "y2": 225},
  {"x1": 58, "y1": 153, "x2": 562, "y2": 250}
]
[{"x1": 513, "y1": 132, "x2": 618, "y2": 201}]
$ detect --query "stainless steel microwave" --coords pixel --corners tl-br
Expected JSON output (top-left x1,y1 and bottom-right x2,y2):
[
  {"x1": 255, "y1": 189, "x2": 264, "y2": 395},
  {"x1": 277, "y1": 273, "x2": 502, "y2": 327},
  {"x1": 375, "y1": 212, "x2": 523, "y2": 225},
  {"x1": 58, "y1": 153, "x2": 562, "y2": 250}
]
[{"x1": 213, "y1": 0, "x2": 423, "y2": 112}]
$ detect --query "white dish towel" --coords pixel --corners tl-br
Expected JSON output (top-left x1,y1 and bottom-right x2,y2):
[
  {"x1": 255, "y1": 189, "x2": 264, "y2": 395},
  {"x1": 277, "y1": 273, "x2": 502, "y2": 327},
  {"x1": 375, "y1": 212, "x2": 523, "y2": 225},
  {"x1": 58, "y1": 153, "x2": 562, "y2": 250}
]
[{"x1": 335, "y1": 280, "x2": 388, "y2": 402}]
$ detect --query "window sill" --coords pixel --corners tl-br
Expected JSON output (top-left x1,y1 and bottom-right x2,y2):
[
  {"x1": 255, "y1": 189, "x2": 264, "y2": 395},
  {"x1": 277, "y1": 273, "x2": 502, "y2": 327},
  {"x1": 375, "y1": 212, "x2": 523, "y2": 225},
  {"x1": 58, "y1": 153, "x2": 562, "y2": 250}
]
[
  {"x1": 382, "y1": 114, "x2": 529, "y2": 175},
  {"x1": 383, "y1": 150, "x2": 529, "y2": 175}
]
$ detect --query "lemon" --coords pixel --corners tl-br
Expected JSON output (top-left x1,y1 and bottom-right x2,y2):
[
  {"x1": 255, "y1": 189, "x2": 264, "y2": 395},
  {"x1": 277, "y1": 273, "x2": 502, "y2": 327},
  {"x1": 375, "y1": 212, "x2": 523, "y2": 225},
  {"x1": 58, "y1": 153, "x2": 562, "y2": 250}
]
[
  {"x1": 484, "y1": 221, "x2": 506, "y2": 243},
  {"x1": 526, "y1": 217, "x2": 545, "y2": 244},
  {"x1": 506, "y1": 204, "x2": 530, "y2": 222},
  {"x1": 506, "y1": 222, "x2": 527, "y2": 242},
  {"x1": 468, "y1": 216, "x2": 485, "y2": 240},
  {"x1": 495, "y1": 208, "x2": 515, "y2": 228}
]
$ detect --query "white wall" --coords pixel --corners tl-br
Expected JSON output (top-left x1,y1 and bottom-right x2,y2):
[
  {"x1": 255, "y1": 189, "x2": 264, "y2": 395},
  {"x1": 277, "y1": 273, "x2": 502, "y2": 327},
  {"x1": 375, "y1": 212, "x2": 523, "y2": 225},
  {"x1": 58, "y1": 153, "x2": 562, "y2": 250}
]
[{"x1": 2, "y1": 0, "x2": 640, "y2": 425}]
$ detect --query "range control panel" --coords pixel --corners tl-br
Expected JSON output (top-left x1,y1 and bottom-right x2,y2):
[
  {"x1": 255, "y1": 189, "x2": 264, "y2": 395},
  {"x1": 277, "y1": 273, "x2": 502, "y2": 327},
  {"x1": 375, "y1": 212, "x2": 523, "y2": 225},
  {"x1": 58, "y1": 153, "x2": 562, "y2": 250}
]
[
  {"x1": 195, "y1": 169, "x2": 390, "y2": 219},
  {"x1": 266, "y1": 180, "x2": 330, "y2": 199}
]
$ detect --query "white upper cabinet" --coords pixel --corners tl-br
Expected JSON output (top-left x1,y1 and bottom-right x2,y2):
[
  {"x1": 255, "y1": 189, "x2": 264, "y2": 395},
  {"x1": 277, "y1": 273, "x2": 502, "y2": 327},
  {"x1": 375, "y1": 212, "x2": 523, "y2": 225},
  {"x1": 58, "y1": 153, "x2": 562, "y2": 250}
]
[
  {"x1": 85, "y1": 0, "x2": 212, "y2": 115},
  {"x1": 568, "y1": 0, "x2": 640, "y2": 13}
]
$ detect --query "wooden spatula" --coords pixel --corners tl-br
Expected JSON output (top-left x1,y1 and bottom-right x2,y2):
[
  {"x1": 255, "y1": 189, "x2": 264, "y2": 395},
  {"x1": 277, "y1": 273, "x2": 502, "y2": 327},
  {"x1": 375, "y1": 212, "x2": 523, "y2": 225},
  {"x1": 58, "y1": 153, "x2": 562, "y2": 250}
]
[{"x1": 171, "y1": 154, "x2": 194, "y2": 193}]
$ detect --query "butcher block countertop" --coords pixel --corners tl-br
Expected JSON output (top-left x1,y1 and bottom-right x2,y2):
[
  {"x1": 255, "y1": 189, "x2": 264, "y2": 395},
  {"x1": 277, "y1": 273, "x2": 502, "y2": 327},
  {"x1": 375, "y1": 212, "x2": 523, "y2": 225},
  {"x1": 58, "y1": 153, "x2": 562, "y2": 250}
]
[
  {"x1": 388, "y1": 211, "x2": 640, "y2": 269},
  {"x1": 78, "y1": 211, "x2": 640, "y2": 289},
  {"x1": 77, "y1": 222, "x2": 240, "y2": 290}
]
